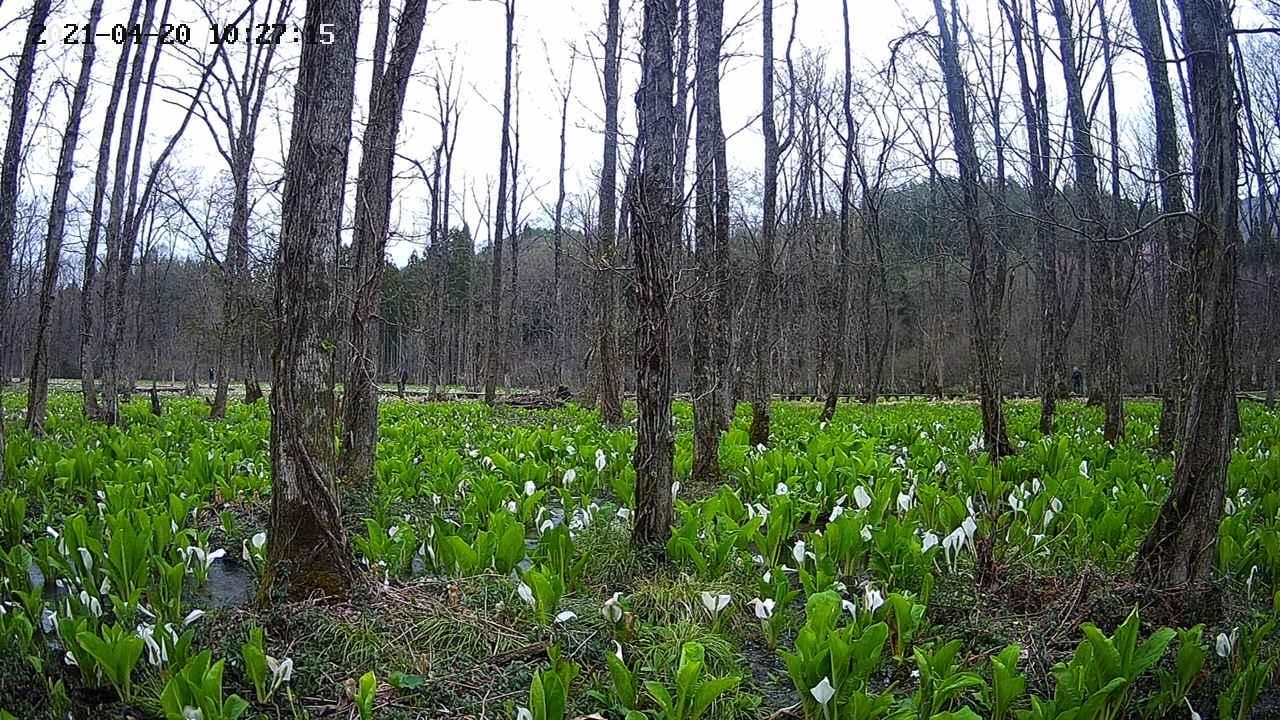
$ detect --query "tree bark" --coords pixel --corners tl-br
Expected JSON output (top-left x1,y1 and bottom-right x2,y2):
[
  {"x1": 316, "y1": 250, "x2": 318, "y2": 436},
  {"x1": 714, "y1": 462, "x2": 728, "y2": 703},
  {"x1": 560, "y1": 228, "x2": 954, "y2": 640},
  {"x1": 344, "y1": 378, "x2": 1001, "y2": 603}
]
[
  {"x1": 820, "y1": 0, "x2": 855, "y2": 423},
  {"x1": 930, "y1": 0, "x2": 1013, "y2": 457},
  {"x1": 265, "y1": 0, "x2": 362, "y2": 600},
  {"x1": 340, "y1": 0, "x2": 430, "y2": 485},
  {"x1": 749, "y1": 0, "x2": 781, "y2": 443},
  {"x1": 596, "y1": 0, "x2": 624, "y2": 424},
  {"x1": 1051, "y1": 0, "x2": 1124, "y2": 442},
  {"x1": 0, "y1": 0, "x2": 52, "y2": 479},
  {"x1": 101, "y1": 0, "x2": 166, "y2": 425},
  {"x1": 1138, "y1": 0, "x2": 1240, "y2": 588},
  {"x1": 999, "y1": 0, "x2": 1057, "y2": 434},
  {"x1": 691, "y1": 0, "x2": 727, "y2": 482},
  {"x1": 79, "y1": 0, "x2": 145, "y2": 422},
  {"x1": 27, "y1": 0, "x2": 102, "y2": 434},
  {"x1": 484, "y1": 0, "x2": 516, "y2": 406},
  {"x1": 552, "y1": 58, "x2": 573, "y2": 387},
  {"x1": 631, "y1": 0, "x2": 678, "y2": 546}
]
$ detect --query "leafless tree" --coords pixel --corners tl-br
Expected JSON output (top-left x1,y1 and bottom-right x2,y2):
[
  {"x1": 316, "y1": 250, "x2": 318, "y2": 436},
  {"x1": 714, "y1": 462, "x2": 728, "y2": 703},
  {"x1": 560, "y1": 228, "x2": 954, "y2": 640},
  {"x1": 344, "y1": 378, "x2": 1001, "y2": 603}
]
[
  {"x1": 265, "y1": 0, "x2": 362, "y2": 599},
  {"x1": 484, "y1": 0, "x2": 516, "y2": 406},
  {"x1": 1138, "y1": 0, "x2": 1241, "y2": 589},
  {"x1": 0, "y1": 0, "x2": 52, "y2": 482},
  {"x1": 632, "y1": 0, "x2": 679, "y2": 546},
  {"x1": 26, "y1": 0, "x2": 103, "y2": 434},
  {"x1": 340, "y1": 0, "x2": 430, "y2": 485}
]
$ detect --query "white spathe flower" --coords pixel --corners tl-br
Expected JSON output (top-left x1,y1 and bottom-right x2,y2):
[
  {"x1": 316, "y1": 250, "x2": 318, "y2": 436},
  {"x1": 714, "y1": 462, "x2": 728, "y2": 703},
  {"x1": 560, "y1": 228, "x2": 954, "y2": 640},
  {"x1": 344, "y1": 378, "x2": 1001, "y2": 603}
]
[
  {"x1": 267, "y1": 655, "x2": 294, "y2": 688},
  {"x1": 563, "y1": 468, "x2": 577, "y2": 486},
  {"x1": 138, "y1": 624, "x2": 167, "y2": 666},
  {"x1": 182, "y1": 707, "x2": 204, "y2": 720},
  {"x1": 1008, "y1": 492, "x2": 1025, "y2": 514},
  {"x1": 554, "y1": 610, "x2": 578, "y2": 624},
  {"x1": 524, "y1": 480, "x2": 537, "y2": 497},
  {"x1": 506, "y1": 500, "x2": 518, "y2": 513},
  {"x1": 1079, "y1": 460, "x2": 1090, "y2": 478},
  {"x1": 860, "y1": 525, "x2": 873, "y2": 542},
  {"x1": 792, "y1": 540, "x2": 808, "y2": 566},
  {"x1": 516, "y1": 708, "x2": 533, "y2": 720},
  {"x1": 252, "y1": 532, "x2": 267, "y2": 549},
  {"x1": 517, "y1": 582, "x2": 535, "y2": 607},
  {"x1": 566, "y1": 445, "x2": 576, "y2": 456},
  {"x1": 921, "y1": 531, "x2": 940, "y2": 553},
  {"x1": 864, "y1": 585, "x2": 885, "y2": 614},
  {"x1": 1216, "y1": 631, "x2": 1234, "y2": 658},
  {"x1": 933, "y1": 459, "x2": 948, "y2": 475},
  {"x1": 842, "y1": 599, "x2": 858, "y2": 616},
  {"x1": 810, "y1": 676, "x2": 836, "y2": 706},
  {"x1": 775, "y1": 482, "x2": 790, "y2": 496},
  {"x1": 897, "y1": 492, "x2": 913, "y2": 513},
  {"x1": 595, "y1": 449, "x2": 608, "y2": 472},
  {"x1": 829, "y1": 505, "x2": 845, "y2": 522},
  {"x1": 750, "y1": 598, "x2": 776, "y2": 619},
  {"x1": 616, "y1": 507, "x2": 632, "y2": 521},
  {"x1": 1185, "y1": 697, "x2": 1202, "y2": 720},
  {"x1": 77, "y1": 547, "x2": 94, "y2": 574},
  {"x1": 699, "y1": 591, "x2": 732, "y2": 618},
  {"x1": 756, "y1": 443, "x2": 767, "y2": 454},
  {"x1": 182, "y1": 609, "x2": 205, "y2": 627},
  {"x1": 969, "y1": 435, "x2": 984, "y2": 453},
  {"x1": 602, "y1": 592, "x2": 624, "y2": 623},
  {"x1": 78, "y1": 590, "x2": 102, "y2": 618},
  {"x1": 614, "y1": 641, "x2": 625, "y2": 661},
  {"x1": 853, "y1": 486, "x2": 872, "y2": 510},
  {"x1": 41, "y1": 607, "x2": 56, "y2": 633},
  {"x1": 671, "y1": 481, "x2": 681, "y2": 499}
]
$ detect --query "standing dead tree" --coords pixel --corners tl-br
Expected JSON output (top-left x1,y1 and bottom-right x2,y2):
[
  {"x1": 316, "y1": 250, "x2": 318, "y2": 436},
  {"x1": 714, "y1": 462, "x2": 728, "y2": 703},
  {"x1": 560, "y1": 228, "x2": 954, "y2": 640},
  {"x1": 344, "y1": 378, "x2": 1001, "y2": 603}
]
[{"x1": 265, "y1": 0, "x2": 362, "y2": 599}]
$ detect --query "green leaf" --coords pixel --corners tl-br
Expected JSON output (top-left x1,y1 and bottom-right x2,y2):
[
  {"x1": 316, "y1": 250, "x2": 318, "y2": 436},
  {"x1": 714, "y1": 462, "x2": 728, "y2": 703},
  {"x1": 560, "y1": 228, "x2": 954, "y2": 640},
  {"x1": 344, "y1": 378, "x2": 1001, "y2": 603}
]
[
  {"x1": 691, "y1": 676, "x2": 740, "y2": 720},
  {"x1": 388, "y1": 671, "x2": 426, "y2": 691}
]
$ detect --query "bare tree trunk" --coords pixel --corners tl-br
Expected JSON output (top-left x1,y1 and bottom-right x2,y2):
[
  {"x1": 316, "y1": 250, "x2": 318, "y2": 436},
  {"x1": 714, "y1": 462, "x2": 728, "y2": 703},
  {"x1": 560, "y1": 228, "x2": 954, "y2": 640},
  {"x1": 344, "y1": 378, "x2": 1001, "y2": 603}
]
[
  {"x1": 1138, "y1": 0, "x2": 1239, "y2": 589},
  {"x1": 1231, "y1": 33, "x2": 1273, "y2": 412},
  {"x1": 691, "y1": 0, "x2": 726, "y2": 482},
  {"x1": 931, "y1": 0, "x2": 1013, "y2": 457},
  {"x1": 0, "y1": 0, "x2": 52, "y2": 478},
  {"x1": 748, "y1": 0, "x2": 784, "y2": 443},
  {"x1": 103, "y1": 0, "x2": 166, "y2": 423},
  {"x1": 1052, "y1": 0, "x2": 1124, "y2": 442},
  {"x1": 553, "y1": 58, "x2": 573, "y2": 387},
  {"x1": 999, "y1": 0, "x2": 1057, "y2": 433},
  {"x1": 596, "y1": 0, "x2": 624, "y2": 424},
  {"x1": 27, "y1": 0, "x2": 101, "y2": 434},
  {"x1": 820, "y1": 0, "x2": 855, "y2": 423},
  {"x1": 79, "y1": 0, "x2": 144, "y2": 421},
  {"x1": 484, "y1": 0, "x2": 516, "y2": 406},
  {"x1": 265, "y1": 0, "x2": 361, "y2": 600},
  {"x1": 340, "y1": 0, "x2": 429, "y2": 486},
  {"x1": 632, "y1": 0, "x2": 678, "y2": 547}
]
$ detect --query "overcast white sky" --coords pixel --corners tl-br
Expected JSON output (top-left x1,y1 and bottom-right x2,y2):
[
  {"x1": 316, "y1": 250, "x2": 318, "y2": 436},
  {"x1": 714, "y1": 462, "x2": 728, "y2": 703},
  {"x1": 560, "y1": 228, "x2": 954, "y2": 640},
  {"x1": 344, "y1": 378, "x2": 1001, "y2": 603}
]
[{"x1": 1, "y1": 0, "x2": 1269, "y2": 266}]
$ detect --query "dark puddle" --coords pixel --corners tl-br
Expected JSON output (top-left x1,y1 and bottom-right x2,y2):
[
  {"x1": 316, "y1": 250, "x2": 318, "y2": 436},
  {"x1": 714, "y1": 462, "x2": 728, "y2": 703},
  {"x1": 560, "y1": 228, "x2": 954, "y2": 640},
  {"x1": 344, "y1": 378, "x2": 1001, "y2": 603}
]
[{"x1": 192, "y1": 558, "x2": 256, "y2": 609}]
